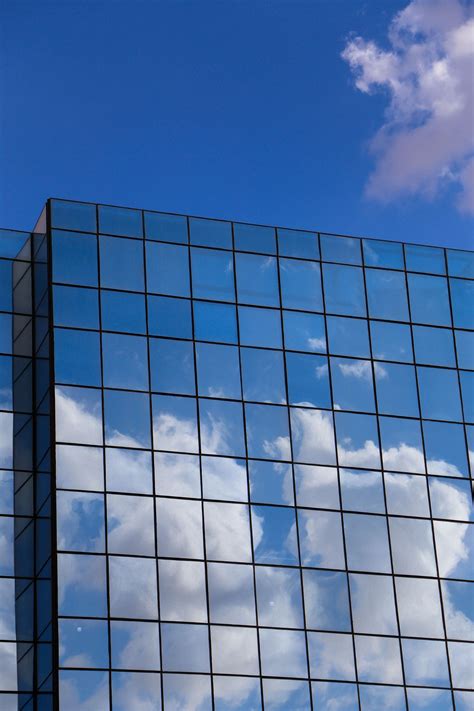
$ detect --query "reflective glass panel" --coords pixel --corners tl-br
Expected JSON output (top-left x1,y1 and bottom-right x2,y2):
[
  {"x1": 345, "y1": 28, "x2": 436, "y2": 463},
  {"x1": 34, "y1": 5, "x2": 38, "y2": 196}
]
[
  {"x1": 146, "y1": 242, "x2": 190, "y2": 297},
  {"x1": 99, "y1": 205, "x2": 142, "y2": 238},
  {"x1": 331, "y1": 357, "x2": 375, "y2": 412},
  {"x1": 148, "y1": 295, "x2": 192, "y2": 339},
  {"x1": 144, "y1": 211, "x2": 188, "y2": 243},
  {"x1": 194, "y1": 301, "x2": 237, "y2": 344},
  {"x1": 450, "y1": 278, "x2": 474, "y2": 329},
  {"x1": 279, "y1": 258, "x2": 323, "y2": 311},
  {"x1": 52, "y1": 230, "x2": 98, "y2": 287},
  {"x1": 375, "y1": 362, "x2": 419, "y2": 417},
  {"x1": 323, "y1": 264, "x2": 366, "y2": 316},
  {"x1": 423, "y1": 420, "x2": 468, "y2": 477},
  {"x1": 54, "y1": 328, "x2": 101, "y2": 386},
  {"x1": 327, "y1": 316, "x2": 370, "y2": 358},
  {"x1": 51, "y1": 199, "x2": 96, "y2": 232},
  {"x1": 405, "y1": 243, "x2": 445, "y2": 274},
  {"x1": 238, "y1": 305, "x2": 282, "y2": 348},
  {"x1": 283, "y1": 310, "x2": 326, "y2": 352},
  {"x1": 102, "y1": 333, "x2": 149, "y2": 390},
  {"x1": 150, "y1": 338, "x2": 195, "y2": 395},
  {"x1": 287, "y1": 353, "x2": 331, "y2": 408},
  {"x1": 101, "y1": 290, "x2": 146, "y2": 333},
  {"x1": 417, "y1": 366, "x2": 462, "y2": 421},
  {"x1": 199, "y1": 399, "x2": 245, "y2": 457},
  {"x1": 413, "y1": 325, "x2": 456, "y2": 366},
  {"x1": 236, "y1": 253, "x2": 279, "y2": 306},
  {"x1": 53, "y1": 285, "x2": 99, "y2": 329},
  {"x1": 191, "y1": 247, "x2": 234, "y2": 301},
  {"x1": 100, "y1": 236, "x2": 144, "y2": 291},
  {"x1": 370, "y1": 320, "x2": 413, "y2": 362},
  {"x1": 241, "y1": 347, "x2": 286, "y2": 403},
  {"x1": 321, "y1": 234, "x2": 361, "y2": 265},
  {"x1": 234, "y1": 222, "x2": 276, "y2": 254},
  {"x1": 104, "y1": 389, "x2": 150, "y2": 448},
  {"x1": 189, "y1": 217, "x2": 232, "y2": 248},
  {"x1": 153, "y1": 394, "x2": 198, "y2": 453},
  {"x1": 196, "y1": 342, "x2": 241, "y2": 398},
  {"x1": 447, "y1": 249, "x2": 474, "y2": 278},
  {"x1": 408, "y1": 273, "x2": 451, "y2": 326},
  {"x1": 277, "y1": 227, "x2": 319, "y2": 259},
  {"x1": 455, "y1": 329, "x2": 474, "y2": 369},
  {"x1": 362, "y1": 239, "x2": 404, "y2": 269},
  {"x1": 366, "y1": 269, "x2": 409, "y2": 321}
]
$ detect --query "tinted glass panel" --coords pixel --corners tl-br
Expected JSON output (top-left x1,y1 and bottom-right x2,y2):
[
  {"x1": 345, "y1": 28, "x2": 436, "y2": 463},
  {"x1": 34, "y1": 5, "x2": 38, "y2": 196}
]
[
  {"x1": 320, "y1": 234, "x2": 361, "y2": 265},
  {"x1": 51, "y1": 199, "x2": 96, "y2": 232},
  {"x1": 52, "y1": 230, "x2": 98, "y2": 287},
  {"x1": 189, "y1": 217, "x2": 232, "y2": 248},
  {"x1": 277, "y1": 228, "x2": 319, "y2": 259},
  {"x1": 323, "y1": 264, "x2": 366, "y2": 316},
  {"x1": 236, "y1": 253, "x2": 279, "y2": 307},
  {"x1": 98, "y1": 205, "x2": 142, "y2": 238},
  {"x1": 234, "y1": 223, "x2": 276, "y2": 254},
  {"x1": 191, "y1": 248, "x2": 234, "y2": 301},
  {"x1": 405, "y1": 244, "x2": 445, "y2": 274},
  {"x1": 144, "y1": 211, "x2": 188, "y2": 243},
  {"x1": 100, "y1": 236, "x2": 144, "y2": 291},
  {"x1": 362, "y1": 239, "x2": 404, "y2": 269},
  {"x1": 146, "y1": 242, "x2": 190, "y2": 296}
]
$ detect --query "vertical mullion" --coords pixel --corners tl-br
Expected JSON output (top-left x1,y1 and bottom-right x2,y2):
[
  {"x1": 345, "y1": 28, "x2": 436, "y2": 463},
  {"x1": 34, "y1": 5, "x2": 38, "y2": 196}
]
[{"x1": 319, "y1": 251, "x2": 362, "y2": 711}]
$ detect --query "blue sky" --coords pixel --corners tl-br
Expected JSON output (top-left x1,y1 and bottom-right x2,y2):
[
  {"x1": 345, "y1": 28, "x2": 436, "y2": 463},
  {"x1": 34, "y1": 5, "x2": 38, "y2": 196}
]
[{"x1": 1, "y1": 0, "x2": 473, "y2": 249}]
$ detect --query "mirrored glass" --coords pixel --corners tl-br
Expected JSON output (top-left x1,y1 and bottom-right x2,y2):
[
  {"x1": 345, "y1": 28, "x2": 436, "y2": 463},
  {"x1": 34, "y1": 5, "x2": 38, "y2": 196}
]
[
  {"x1": 390, "y1": 517, "x2": 437, "y2": 575},
  {"x1": 407, "y1": 688, "x2": 453, "y2": 711},
  {"x1": 312, "y1": 681, "x2": 358, "y2": 711},
  {"x1": 196, "y1": 342, "x2": 241, "y2": 398},
  {"x1": 283, "y1": 310, "x2": 326, "y2": 352},
  {"x1": 256, "y1": 565, "x2": 303, "y2": 627},
  {"x1": 54, "y1": 329, "x2": 101, "y2": 386},
  {"x1": 58, "y1": 553, "x2": 107, "y2": 616},
  {"x1": 211, "y1": 625, "x2": 259, "y2": 675},
  {"x1": 385, "y1": 473, "x2": 430, "y2": 517},
  {"x1": 52, "y1": 230, "x2": 98, "y2": 287},
  {"x1": 442, "y1": 580, "x2": 474, "y2": 641},
  {"x1": 56, "y1": 444, "x2": 104, "y2": 491},
  {"x1": 287, "y1": 353, "x2": 331, "y2": 408},
  {"x1": 194, "y1": 301, "x2": 237, "y2": 344},
  {"x1": 101, "y1": 290, "x2": 146, "y2": 333},
  {"x1": 376, "y1": 362, "x2": 419, "y2": 417},
  {"x1": 260, "y1": 628, "x2": 308, "y2": 678},
  {"x1": 245, "y1": 403, "x2": 290, "y2": 459},
  {"x1": 109, "y1": 556, "x2": 158, "y2": 619},
  {"x1": 153, "y1": 394, "x2": 198, "y2": 453},
  {"x1": 105, "y1": 389, "x2": 150, "y2": 448},
  {"x1": 303, "y1": 569, "x2": 351, "y2": 631},
  {"x1": 157, "y1": 497, "x2": 203, "y2": 559},
  {"x1": 291, "y1": 407, "x2": 336, "y2": 465},
  {"x1": 234, "y1": 222, "x2": 276, "y2": 254},
  {"x1": 413, "y1": 325, "x2": 456, "y2": 366},
  {"x1": 403, "y1": 638, "x2": 450, "y2": 687},
  {"x1": 148, "y1": 295, "x2": 192, "y2": 339},
  {"x1": 144, "y1": 211, "x2": 188, "y2": 243},
  {"x1": 161, "y1": 623, "x2": 209, "y2": 672},
  {"x1": 163, "y1": 673, "x2": 211, "y2": 710},
  {"x1": 396, "y1": 577, "x2": 444, "y2": 638},
  {"x1": 55, "y1": 385, "x2": 102, "y2": 445},
  {"x1": 191, "y1": 247, "x2": 234, "y2": 301},
  {"x1": 106, "y1": 447, "x2": 152, "y2": 494},
  {"x1": 435, "y1": 520, "x2": 473, "y2": 579},
  {"x1": 110, "y1": 620, "x2": 160, "y2": 670},
  {"x1": 150, "y1": 338, "x2": 195, "y2": 395},
  {"x1": 331, "y1": 357, "x2": 375, "y2": 412},
  {"x1": 159, "y1": 559, "x2": 207, "y2": 622},
  {"x1": 280, "y1": 258, "x2": 322, "y2": 311},
  {"x1": 355, "y1": 635, "x2": 403, "y2": 683},
  {"x1": 107, "y1": 493, "x2": 155, "y2": 555},
  {"x1": 57, "y1": 490, "x2": 105, "y2": 552},
  {"x1": 53, "y1": 286, "x2": 99, "y2": 329},
  {"x1": 429, "y1": 476, "x2": 472, "y2": 521},
  {"x1": 423, "y1": 420, "x2": 468, "y2": 477},
  {"x1": 449, "y1": 641, "x2": 474, "y2": 688},
  {"x1": 455, "y1": 329, "x2": 474, "y2": 369},
  {"x1": 249, "y1": 460, "x2": 294, "y2": 506},
  {"x1": 351, "y1": 573, "x2": 397, "y2": 635},
  {"x1": 264, "y1": 679, "x2": 311, "y2": 711},
  {"x1": 202, "y1": 455, "x2": 248, "y2": 502},
  {"x1": 207, "y1": 561, "x2": 256, "y2": 624},
  {"x1": 51, "y1": 199, "x2": 96, "y2": 232},
  {"x1": 408, "y1": 273, "x2": 451, "y2": 326},
  {"x1": 241, "y1": 347, "x2": 286, "y2": 403},
  {"x1": 252, "y1": 505, "x2": 298, "y2": 565},
  {"x1": 455, "y1": 691, "x2": 474, "y2": 711},
  {"x1": 447, "y1": 249, "x2": 474, "y2": 278},
  {"x1": 359, "y1": 685, "x2": 406, "y2": 711},
  {"x1": 460, "y1": 370, "x2": 474, "y2": 422},
  {"x1": 146, "y1": 242, "x2": 190, "y2": 297},
  {"x1": 99, "y1": 205, "x2": 142, "y2": 238},
  {"x1": 100, "y1": 236, "x2": 144, "y2": 291},
  {"x1": 405, "y1": 243, "x2": 445, "y2": 274},
  {"x1": 366, "y1": 269, "x2": 409, "y2": 321},
  {"x1": 59, "y1": 618, "x2": 108, "y2": 668},
  {"x1": 102, "y1": 333, "x2": 149, "y2": 390},
  {"x1": 112, "y1": 671, "x2": 161, "y2": 710},
  {"x1": 323, "y1": 263, "x2": 366, "y2": 317},
  {"x1": 298, "y1": 509, "x2": 345, "y2": 568},
  {"x1": 189, "y1": 217, "x2": 232, "y2": 249},
  {"x1": 277, "y1": 227, "x2": 319, "y2": 259},
  {"x1": 418, "y1": 366, "x2": 462, "y2": 421},
  {"x1": 294, "y1": 464, "x2": 339, "y2": 509},
  {"x1": 327, "y1": 316, "x2": 370, "y2": 358},
  {"x1": 340, "y1": 469, "x2": 385, "y2": 513},
  {"x1": 200, "y1": 399, "x2": 245, "y2": 457},
  {"x1": 362, "y1": 239, "x2": 403, "y2": 269},
  {"x1": 335, "y1": 412, "x2": 380, "y2": 469},
  {"x1": 236, "y1": 253, "x2": 279, "y2": 307},
  {"x1": 154, "y1": 452, "x2": 201, "y2": 498},
  {"x1": 308, "y1": 631, "x2": 356, "y2": 681},
  {"x1": 344, "y1": 513, "x2": 391, "y2": 573},
  {"x1": 204, "y1": 501, "x2": 252, "y2": 562},
  {"x1": 214, "y1": 676, "x2": 262, "y2": 711},
  {"x1": 370, "y1": 320, "x2": 413, "y2": 363},
  {"x1": 59, "y1": 670, "x2": 109, "y2": 709},
  {"x1": 321, "y1": 234, "x2": 361, "y2": 265},
  {"x1": 450, "y1": 278, "x2": 474, "y2": 329}
]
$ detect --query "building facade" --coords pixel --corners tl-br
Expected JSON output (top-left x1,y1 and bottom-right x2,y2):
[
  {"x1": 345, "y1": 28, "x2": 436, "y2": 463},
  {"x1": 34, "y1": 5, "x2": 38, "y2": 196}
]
[{"x1": 0, "y1": 198, "x2": 473, "y2": 711}]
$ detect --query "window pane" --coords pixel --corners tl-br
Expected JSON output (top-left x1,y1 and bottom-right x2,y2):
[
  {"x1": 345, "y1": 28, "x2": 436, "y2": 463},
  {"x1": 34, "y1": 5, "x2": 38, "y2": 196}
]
[
  {"x1": 327, "y1": 316, "x2": 370, "y2": 358},
  {"x1": 157, "y1": 498, "x2": 203, "y2": 558},
  {"x1": 362, "y1": 239, "x2": 403, "y2": 269},
  {"x1": 100, "y1": 236, "x2": 144, "y2": 291},
  {"x1": 418, "y1": 366, "x2": 462, "y2": 421},
  {"x1": 344, "y1": 513, "x2": 391, "y2": 573},
  {"x1": 55, "y1": 385, "x2": 103, "y2": 445},
  {"x1": 194, "y1": 301, "x2": 237, "y2": 343},
  {"x1": 59, "y1": 619, "x2": 108, "y2": 668},
  {"x1": 58, "y1": 553, "x2": 107, "y2": 616},
  {"x1": 191, "y1": 247, "x2": 234, "y2": 301},
  {"x1": 211, "y1": 625, "x2": 259, "y2": 675},
  {"x1": 155, "y1": 452, "x2": 200, "y2": 498},
  {"x1": 320, "y1": 234, "x2": 361, "y2": 265},
  {"x1": 207, "y1": 562, "x2": 255, "y2": 624},
  {"x1": 111, "y1": 621, "x2": 160, "y2": 670},
  {"x1": 283, "y1": 311, "x2": 326, "y2": 353},
  {"x1": 252, "y1": 505, "x2": 298, "y2": 565},
  {"x1": 102, "y1": 333, "x2": 149, "y2": 390},
  {"x1": 53, "y1": 286, "x2": 99, "y2": 329},
  {"x1": 350, "y1": 573, "x2": 398, "y2": 634},
  {"x1": 355, "y1": 635, "x2": 403, "y2": 683},
  {"x1": 340, "y1": 469, "x2": 385, "y2": 513},
  {"x1": 159, "y1": 559, "x2": 207, "y2": 622},
  {"x1": 204, "y1": 501, "x2": 252, "y2": 562},
  {"x1": 234, "y1": 222, "x2": 276, "y2": 254},
  {"x1": 150, "y1": 338, "x2": 195, "y2": 395},
  {"x1": 291, "y1": 407, "x2": 336, "y2": 465},
  {"x1": 447, "y1": 249, "x2": 474, "y2": 278},
  {"x1": 256, "y1": 566, "x2": 304, "y2": 626},
  {"x1": 51, "y1": 199, "x2": 96, "y2": 232},
  {"x1": 153, "y1": 394, "x2": 198, "y2": 453},
  {"x1": 202, "y1": 455, "x2": 247, "y2": 502},
  {"x1": 196, "y1": 342, "x2": 241, "y2": 398},
  {"x1": 101, "y1": 290, "x2": 146, "y2": 333},
  {"x1": 144, "y1": 211, "x2": 188, "y2": 243},
  {"x1": 370, "y1": 321, "x2": 413, "y2": 363},
  {"x1": 286, "y1": 352, "x2": 331, "y2": 408},
  {"x1": 189, "y1": 217, "x2": 232, "y2": 248},
  {"x1": 260, "y1": 629, "x2": 308, "y2": 678},
  {"x1": 335, "y1": 412, "x2": 380, "y2": 469},
  {"x1": 323, "y1": 264, "x2": 366, "y2": 317},
  {"x1": 396, "y1": 577, "x2": 444, "y2": 638},
  {"x1": 146, "y1": 242, "x2": 190, "y2": 297},
  {"x1": 241, "y1": 347, "x2": 286, "y2": 403},
  {"x1": 245, "y1": 403, "x2": 290, "y2": 459},
  {"x1": 413, "y1": 325, "x2": 456, "y2": 366},
  {"x1": 294, "y1": 463, "x2": 339, "y2": 509},
  {"x1": 106, "y1": 448, "x2": 152, "y2": 494},
  {"x1": 107, "y1": 493, "x2": 155, "y2": 555},
  {"x1": 423, "y1": 420, "x2": 468, "y2": 477},
  {"x1": 366, "y1": 269, "x2": 409, "y2": 321},
  {"x1": 299, "y1": 509, "x2": 345, "y2": 568},
  {"x1": 405, "y1": 243, "x2": 445, "y2": 274},
  {"x1": 330, "y1": 357, "x2": 375, "y2": 412},
  {"x1": 238, "y1": 306, "x2": 281, "y2": 348},
  {"x1": 56, "y1": 444, "x2": 104, "y2": 491},
  {"x1": 461, "y1": 370, "x2": 474, "y2": 422},
  {"x1": 57, "y1": 490, "x2": 105, "y2": 553},
  {"x1": 280, "y1": 259, "x2": 323, "y2": 311},
  {"x1": 456, "y1": 330, "x2": 474, "y2": 369},
  {"x1": 109, "y1": 556, "x2": 158, "y2": 618},
  {"x1": 104, "y1": 389, "x2": 150, "y2": 448},
  {"x1": 236, "y1": 253, "x2": 279, "y2": 306},
  {"x1": 249, "y1": 460, "x2": 294, "y2": 506},
  {"x1": 308, "y1": 632, "x2": 355, "y2": 681},
  {"x1": 199, "y1": 399, "x2": 245, "y2": 457},
  {"x1": 99, "y1": 205, "x2": 142, "y2": 237},
  {"x1": 277, "y1": 227, "x2": 319, "y2": 259},
  {"x1": 450, "y1": 278, "x2": 474, "y2": 329},
  {"x1": 54, "y1": 329, "x2": 101, "y2": 386},
  {"x1": 408, "y1": 273, "x2": 451, "y2": 326},
  {"x1": 148, "y1": 295, "x2": 192, "y2": 339},
  {"x1": 390, "y1": 517, "x2": 437, "y2": 575},
  {"x1": 379, "y1": 416, "x2": 424, "y2": 474},
  {"x1": 303, "y1": 569, "x2": 351, "y2": 631},
  {"x1": 52, "y1": 230, "x2": 98, "y2": 287},
  {"x1": 375, "y1": 362, "x2": 419, "y2": 417}
]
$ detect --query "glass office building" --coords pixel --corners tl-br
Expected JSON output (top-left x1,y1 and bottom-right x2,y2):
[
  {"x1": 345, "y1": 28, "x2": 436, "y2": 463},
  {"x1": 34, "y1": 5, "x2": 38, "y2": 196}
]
[{"x1": 0, "y1": 198, "x2": 473, "y2": 711}]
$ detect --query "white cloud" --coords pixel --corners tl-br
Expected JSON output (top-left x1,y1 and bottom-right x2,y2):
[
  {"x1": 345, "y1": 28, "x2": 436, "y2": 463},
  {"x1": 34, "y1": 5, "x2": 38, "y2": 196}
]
[{"x1": 342, "y1": 0, "x2": 474, "y2": 212}]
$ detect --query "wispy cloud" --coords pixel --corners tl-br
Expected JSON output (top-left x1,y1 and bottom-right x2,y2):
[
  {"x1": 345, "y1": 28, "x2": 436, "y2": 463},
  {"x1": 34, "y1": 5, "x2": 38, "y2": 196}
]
[{"x1": 342, "y1": 0, "x2": 474, "y2": 213}]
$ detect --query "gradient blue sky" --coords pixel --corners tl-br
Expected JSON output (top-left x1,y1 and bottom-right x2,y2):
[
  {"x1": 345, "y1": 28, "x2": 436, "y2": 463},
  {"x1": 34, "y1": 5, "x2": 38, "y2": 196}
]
[{"x1": 1, "y1": 0, "x2": 473, "y2": 248}]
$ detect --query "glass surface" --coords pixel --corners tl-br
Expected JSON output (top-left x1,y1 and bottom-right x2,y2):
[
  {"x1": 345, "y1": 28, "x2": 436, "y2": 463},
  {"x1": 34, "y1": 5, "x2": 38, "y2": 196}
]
[
  {"x1": 196, "y1": 342, "x2": 241, "y2": 398},
  {"x1": 249, "y1": 460, "x2": 293, "y2": 505},
  {"x1": 450, "y1": 278, "x2": 474, "y2": 329},
  {"x1": 241, "y1": 347, "x2": 286, "y2": 403},
  {"x1": 413, "y1": 325, "x2": 456, "y2": 366},
  {"x1": 287, "y1": 352, "x2": 331, "y2": 408},
  {"x1": 408, "y1": 273, "x2": 451, "y2": 326},
  {"x1": 447, "y1": 249, "x2": 474, "y2": 278},
  {"x1": 150, "y1": 338, "x2": 195, "y2": 395},
  {"x1": 323, "y1": 264, "x2": 366, "y2": 316},
  {"x1": 99, "y1": 205, "x2": 143, "y2": 238},
  {"x1": 327, "y1": 316, "x2": 370, "y2": 358},
  {"x1": 189, "y1": 217, "x2": 232, "y2": 248},
  {"x1": 53, "y1": 285, "x2": 99, "y2": 329},
  {"x1": 194, "y1": 301, "x2": 237, "y2": 343},
  {"x1": 144, "y1": 211, "x2": 188, "y2": 243},
  {"x1": 335, "y1": 412, "x2": 380, "y2": 468},
  {"x1": 277, "y1": 227, "x2": 319, "y2": 259},
  {"x1": 366, "y1": 269, "x2": 409, "y2": 321},
  {"x1": 375, "y1": 362, "x2": 419, "y2": 417},
  {"x1": 55, "y1": 385, "x2": 103, "y2": 445},
  {"x1": 104, "y1": 389, "x2": 151, "y2": 448},
  {"x1": 146, "y1": 241, "x2": 190, "y2": 296},
  {"x1": 54, "y1": 328, "x2": 101, "y2": 386},
  {"x1": 283, "y1": 310, "x2": 326, "y2": 352},
  {"x1": 331, "y1": 357, "x2": 375, "y2": 412},
  {"x1": 362, "y1": 238, "x2": 404, "y2": 269},
  {"x1": 303, "y1": 569, "x2": 351, "y2": 630},
  {"x1": 405, "y1": 243, "x2": 445, "y2": 274},
  {"x1": 344, "y1": 513, "x2": 391, "y2": 572},
  {"x1": 234, "y1": 222, "x2": 276, "y2": 254},
  {"x1": 417, "y1": 366, "x2": 462, "y2": 421},
  {"x1": 101, "y1": 290, "x2": 146, "y2": 333},
  {"x1": 238, "y1": 305, "x2": 282, "y2": 348},
  {"x1": 191, "y1": 247, "x2": 234, "y2": 301},
  {"x1": 423, "y1": 420, "x2": 468, "y2": 477},
  {"x1": 100, "y1": 235, "x2": 144, "y2": 291},
  {"x1": 51, "y1": 199, "x2": 96, "y2": 232},
  {"x1": 52, "y1": 230, "x2": 98, "y2": 287},
  {"x1": 370, "y1": 320, "x2": 413, "y2": 362},
  {"x1": 102, "y1": 333, "x2": 149, "y2": 390},
  {"x1": 279, "y1": 258, "x2": 323, "y2": 311},
  {"x1": 291, "y1": 407, "x2": 336, "y2": 465},
  {"x1": 321, "y1": 234, "x2": 361, "y2": 265},
  {"x1": 460, "y1": 370, "x2": 474, "y2": 422},
  {"x1": 256, "y1": 565, "x2": 303, "y2": 626},
  {"x1": 455, "y1": 329, "x2": 474, "y2": 369},
  {"x1": 199, "y1": 398, "x2": 245, "y2": 457},
  {"x1": 148, "y1": 295, "x2": 192, "y2": 339},
  {"x1": 379, "y1": 416, "x2": 424, "y2": 474},
  {"x1": 245, "y1": 403, "x2": 290, "y2": 459},
  {"x1": 340, "y1": 468, "x2": 385, "y2": 513},
  {"x1": 350, "y1": 573, "x2": 398, "y2": 633},
  {"x1": 153, "y1": 394, "x2": 198, "y2": 453},
  {"x1": 252, "y1": 506, "x2": 298, "y2": 565},
  {"x1": 236, "y1": 253, "x2": 280, "y2": 307}
]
